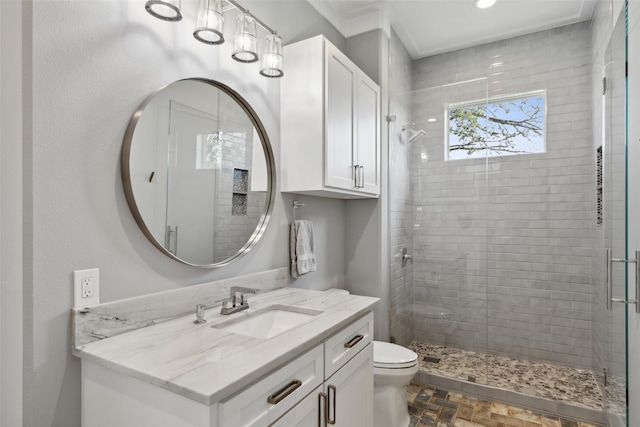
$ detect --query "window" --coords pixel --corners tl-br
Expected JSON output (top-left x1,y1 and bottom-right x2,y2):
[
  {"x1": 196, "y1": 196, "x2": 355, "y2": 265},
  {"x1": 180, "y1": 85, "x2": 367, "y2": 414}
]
[{"x1": 446, "y1": 90, "x2": 546, "y2": 160}]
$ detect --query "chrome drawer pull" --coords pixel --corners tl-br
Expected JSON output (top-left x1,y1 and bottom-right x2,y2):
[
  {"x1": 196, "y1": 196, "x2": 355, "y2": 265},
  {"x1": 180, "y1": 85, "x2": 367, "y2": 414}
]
[
  {"x1": 318, "y1": 392, "x2": 328, "y2": 427},
  {"x1": 344, "y1": 334, "x2": 364, "y2": 348},
  {"x1": 327, "y1": 385, "x2": 337, "y2": 424},
  {"x1": 267, "y1": 379, "x2": 302, "y2": 404}
]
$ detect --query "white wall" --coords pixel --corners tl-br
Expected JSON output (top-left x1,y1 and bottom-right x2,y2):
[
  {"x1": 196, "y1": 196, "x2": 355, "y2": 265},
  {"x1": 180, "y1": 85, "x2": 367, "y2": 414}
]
[
  {"x1": 0, "y1": 1, "x2": 25, "y2": 425},
  {"x1": 23, "y1": 1, "x2": 346, "y2": 425},
  {"x1": 627, "y1": 2, "x2": 640, "y2": 425}
]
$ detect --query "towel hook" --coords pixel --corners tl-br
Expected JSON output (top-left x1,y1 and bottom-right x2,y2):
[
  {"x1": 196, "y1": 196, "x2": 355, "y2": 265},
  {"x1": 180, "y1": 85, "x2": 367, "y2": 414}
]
[{"x1": 293, "y1": 200, "x2": 306, "y2": 220}]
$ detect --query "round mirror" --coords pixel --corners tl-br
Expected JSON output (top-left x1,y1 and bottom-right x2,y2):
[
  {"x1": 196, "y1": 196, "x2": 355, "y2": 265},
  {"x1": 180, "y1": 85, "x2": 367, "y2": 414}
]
[{"x1": 122, "y1": 78, "x2": 275, "y2": 267}]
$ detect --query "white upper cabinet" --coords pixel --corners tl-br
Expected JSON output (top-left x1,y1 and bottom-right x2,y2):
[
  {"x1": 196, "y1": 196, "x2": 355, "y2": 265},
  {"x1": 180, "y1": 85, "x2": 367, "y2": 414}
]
[{"x1": 281, "y1": 35, "x2": 381, "y2": 198}]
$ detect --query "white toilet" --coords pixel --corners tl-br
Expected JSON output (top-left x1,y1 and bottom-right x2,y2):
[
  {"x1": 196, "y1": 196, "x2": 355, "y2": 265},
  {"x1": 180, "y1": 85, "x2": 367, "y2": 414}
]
[{"x1": 373, "y1": 341, "x2": 419, "y2": 427}]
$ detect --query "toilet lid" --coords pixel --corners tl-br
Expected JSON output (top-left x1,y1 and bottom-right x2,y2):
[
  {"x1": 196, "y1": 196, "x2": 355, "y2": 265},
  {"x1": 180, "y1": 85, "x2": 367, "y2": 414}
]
[{"x1": 373, "y1": 341, "x2": 418, "y2": 369}]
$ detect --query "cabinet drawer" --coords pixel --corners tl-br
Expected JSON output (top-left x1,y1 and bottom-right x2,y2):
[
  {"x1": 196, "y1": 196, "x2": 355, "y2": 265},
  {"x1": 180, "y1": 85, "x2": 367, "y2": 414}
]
[
  {"x1": 324, "y1": 312, "x2": 373, "y2": 379},
  {"x1": 218, "y1": 344, "x2": 323, "y2": 427},
  {"x1": 269, "y1": 384, "x2": 322, "y2": 427}
]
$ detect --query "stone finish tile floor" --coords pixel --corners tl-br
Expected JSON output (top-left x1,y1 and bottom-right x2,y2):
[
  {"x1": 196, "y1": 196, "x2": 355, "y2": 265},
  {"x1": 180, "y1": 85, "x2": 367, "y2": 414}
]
[
  {"x1": 407, "y1": 384, "x2": 601, "y2": 427},
  {"x1": 409, "y1": 342, "x2": 605, "y2": 411}
]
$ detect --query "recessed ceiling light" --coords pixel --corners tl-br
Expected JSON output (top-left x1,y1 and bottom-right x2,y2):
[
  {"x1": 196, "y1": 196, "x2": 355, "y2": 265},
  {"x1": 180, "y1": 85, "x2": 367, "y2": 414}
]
[
  {"x1": 427, "y1": 118, "x2": 437, "y2": 123},
  {"x1": 475, "y1": 0, "x2": 496, "y2": 9}
]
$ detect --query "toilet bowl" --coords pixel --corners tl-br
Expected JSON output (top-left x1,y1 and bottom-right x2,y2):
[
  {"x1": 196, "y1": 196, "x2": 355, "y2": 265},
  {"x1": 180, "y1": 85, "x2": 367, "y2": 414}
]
[{"x1": 373, "y1": 341, "x2": 419, "y2": 427}]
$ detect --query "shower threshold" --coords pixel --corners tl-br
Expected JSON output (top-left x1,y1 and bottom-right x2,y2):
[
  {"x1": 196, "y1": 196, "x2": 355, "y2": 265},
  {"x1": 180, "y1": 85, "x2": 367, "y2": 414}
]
[{"x1": 409, "y1": 341, "x2": 620, "y2": 426}]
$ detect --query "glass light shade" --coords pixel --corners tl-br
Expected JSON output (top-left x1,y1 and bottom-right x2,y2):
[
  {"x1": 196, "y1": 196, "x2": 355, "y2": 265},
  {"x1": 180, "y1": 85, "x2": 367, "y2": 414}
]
[
  {"x1": 193, "y1": 0, "x2": 224, "y2": 45},
  {"x1": 145, "y1": 0, "x2": 182, "y2": 21},
  {"x1": 260, "y1": 34, "x2": 283, "y2": 78},
  {"x1": 232, "y1": 14, "x2": 259, "y2": 63}
]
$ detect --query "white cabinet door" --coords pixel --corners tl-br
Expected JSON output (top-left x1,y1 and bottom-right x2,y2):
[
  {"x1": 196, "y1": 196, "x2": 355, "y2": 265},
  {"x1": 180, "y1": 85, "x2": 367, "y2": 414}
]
[
  {"x1": 355, "y1": 75, "x2": 380, "y2": 195},
  {"x1": 281, "y1": 35, "x2": 380, "y2": 199},
  {"x1": 269, "y1": 385, "x2": 323, "y2": 427},
  {"x1": 324, "y1": 344, "x2": 373, "y2": 427},
  {"x1": 325, "y1": 43, "x2": 356, "y2": 192}
]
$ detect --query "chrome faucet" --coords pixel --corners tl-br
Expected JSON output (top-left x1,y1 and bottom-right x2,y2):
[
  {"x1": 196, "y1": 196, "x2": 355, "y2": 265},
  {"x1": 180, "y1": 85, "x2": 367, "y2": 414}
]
[{"x1": 220, "y1": 286, "x2": 258, "y2": 315}]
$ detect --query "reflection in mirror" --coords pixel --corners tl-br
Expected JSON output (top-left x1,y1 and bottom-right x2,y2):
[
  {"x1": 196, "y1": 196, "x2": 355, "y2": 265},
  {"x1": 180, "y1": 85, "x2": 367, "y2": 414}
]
[{"x1": 122, "y1": 79, "x2": 274, "y2": 267}]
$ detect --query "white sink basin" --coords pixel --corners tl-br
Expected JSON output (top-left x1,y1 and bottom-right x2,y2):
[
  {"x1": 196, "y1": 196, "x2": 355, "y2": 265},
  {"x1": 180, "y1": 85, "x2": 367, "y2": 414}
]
[{"x1": 212, "y1": 305, "x2": 323, "y2": 339}]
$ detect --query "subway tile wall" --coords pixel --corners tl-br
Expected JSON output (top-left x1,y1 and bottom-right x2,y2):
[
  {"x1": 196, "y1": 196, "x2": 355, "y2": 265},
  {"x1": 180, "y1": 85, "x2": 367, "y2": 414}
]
[
  {"x1": 409, "y1": 21, "x2": 595, "y2": 367},
  {"x1": 213, "y1": 96, "x2": 266, "y2": 263}
]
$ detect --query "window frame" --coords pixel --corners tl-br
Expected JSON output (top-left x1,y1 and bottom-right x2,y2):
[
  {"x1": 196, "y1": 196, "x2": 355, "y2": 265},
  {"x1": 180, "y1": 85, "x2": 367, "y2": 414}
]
[{"x1": 444, "y1": 89, "x2": 547, "y2": 161}]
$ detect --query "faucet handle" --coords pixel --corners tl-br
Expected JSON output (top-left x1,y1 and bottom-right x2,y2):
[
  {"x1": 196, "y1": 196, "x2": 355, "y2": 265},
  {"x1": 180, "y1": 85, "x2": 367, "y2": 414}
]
[
  {"x1": 194, "y1": 304, "x2": 207, "y2": 324},
  {"x1": 215, "y1": 297, "x2": 233, "y2": 308}
]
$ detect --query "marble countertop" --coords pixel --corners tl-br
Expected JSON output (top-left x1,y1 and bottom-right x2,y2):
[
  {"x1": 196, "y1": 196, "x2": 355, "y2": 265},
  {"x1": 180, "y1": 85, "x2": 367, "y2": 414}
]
[{"x1": 73, "y1": 287, "x2": 378, "y2": 405}]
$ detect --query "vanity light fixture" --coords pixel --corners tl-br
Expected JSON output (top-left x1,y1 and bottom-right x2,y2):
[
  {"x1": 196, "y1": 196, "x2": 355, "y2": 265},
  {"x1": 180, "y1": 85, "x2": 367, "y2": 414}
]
[
  {"x1": 145, "y1": 0, "x2": 182, "y2": 21},
  {"x1": 232, "y1": 13, "x2": 259, "y2": 63},
  {"x1": 144, "y1": 0, "x2": 283, "y2": 78},
  {"x1": 194, "y1": 0, "x2": 225, "y2": 45},
  {"x1": 260, "y1": 34, "x2": 284, "y2": 78},
  {"x1": 474, "y1": 0, "x2": 496, "y2": 8}
]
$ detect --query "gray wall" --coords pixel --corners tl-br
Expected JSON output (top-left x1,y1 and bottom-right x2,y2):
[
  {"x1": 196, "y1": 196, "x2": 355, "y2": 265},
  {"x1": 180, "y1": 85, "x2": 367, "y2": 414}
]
[
  {"x1": 21, "y1": 1, "x2": 347, "y2": 425},
  {"x1": 1, "y1": 1, "x2": 25, "y2": 425},
  {"x1": 410, "y1": 22, "x2": 595, "y2": 367},
  {"x1": 344, "y1": 30, "x2": 391, "y2": 341}
]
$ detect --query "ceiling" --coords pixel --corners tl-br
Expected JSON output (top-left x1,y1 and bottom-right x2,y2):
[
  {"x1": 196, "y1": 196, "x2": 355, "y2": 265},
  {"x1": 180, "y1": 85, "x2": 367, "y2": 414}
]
[{"x1": 307, "y1": 0, "x2": 597, "y2": 59}]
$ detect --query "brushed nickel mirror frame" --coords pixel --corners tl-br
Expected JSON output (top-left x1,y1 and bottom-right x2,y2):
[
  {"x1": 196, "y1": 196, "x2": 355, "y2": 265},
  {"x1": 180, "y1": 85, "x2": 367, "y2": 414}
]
[{"x1": 121, "y1": 78, "x2": 276, "y2": 268}]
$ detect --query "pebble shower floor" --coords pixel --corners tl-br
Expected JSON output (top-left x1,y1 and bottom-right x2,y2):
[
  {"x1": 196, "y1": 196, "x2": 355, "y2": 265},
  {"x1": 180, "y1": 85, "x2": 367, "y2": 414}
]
[{"x1": 409, "y1": 342, "x2": 608, "y2": 411}]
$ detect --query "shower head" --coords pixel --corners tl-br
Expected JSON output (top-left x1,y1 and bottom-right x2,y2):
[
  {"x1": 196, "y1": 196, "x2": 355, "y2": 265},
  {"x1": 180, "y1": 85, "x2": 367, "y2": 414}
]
[{"x1": 402, "y1": 124, "x2": 426, "y2": 143}]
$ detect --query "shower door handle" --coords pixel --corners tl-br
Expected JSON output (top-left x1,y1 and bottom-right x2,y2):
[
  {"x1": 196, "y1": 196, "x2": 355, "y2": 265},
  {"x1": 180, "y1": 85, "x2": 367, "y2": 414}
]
[{"x1": 606, "y1": 249, "x2": 640, "y2": 313}]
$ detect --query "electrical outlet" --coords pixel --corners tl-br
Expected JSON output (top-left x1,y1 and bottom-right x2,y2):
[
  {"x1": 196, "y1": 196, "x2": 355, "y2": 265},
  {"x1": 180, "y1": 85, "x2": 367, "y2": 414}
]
[
  {"x1": 74, "y1": 268, "x2": 100, "y2": 308},
  {"x1": 82, "y1": 277, "x2": 93, "y2": 298}
]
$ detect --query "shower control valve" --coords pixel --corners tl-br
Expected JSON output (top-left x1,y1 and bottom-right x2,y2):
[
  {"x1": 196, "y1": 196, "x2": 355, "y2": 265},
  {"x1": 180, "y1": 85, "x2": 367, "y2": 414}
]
[{"x1": 401, "y1": 248, "x2": 413, "y2": 266}]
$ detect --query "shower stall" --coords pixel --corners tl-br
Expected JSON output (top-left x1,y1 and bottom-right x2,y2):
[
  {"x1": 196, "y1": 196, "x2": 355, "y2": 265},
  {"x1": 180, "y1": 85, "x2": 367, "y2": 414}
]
[{"x1": 388, "y1": 5, "x2": 629, "y2": 426}]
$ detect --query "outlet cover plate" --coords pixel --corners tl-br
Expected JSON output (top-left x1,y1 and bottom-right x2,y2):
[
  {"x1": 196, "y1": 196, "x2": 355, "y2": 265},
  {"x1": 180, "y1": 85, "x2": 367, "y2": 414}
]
[{"x1": 73, "y1": 268, "x2": 100, "y2": 308}]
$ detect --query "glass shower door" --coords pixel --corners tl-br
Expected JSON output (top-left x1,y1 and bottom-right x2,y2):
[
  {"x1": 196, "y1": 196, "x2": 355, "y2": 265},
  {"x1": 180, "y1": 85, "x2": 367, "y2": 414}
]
[
  {"x1": 602, "y1": 3, "x2": 629, "y2": 426},
  {"x1": 399, "y1": 78, "x2": 491, "y2": 385}
]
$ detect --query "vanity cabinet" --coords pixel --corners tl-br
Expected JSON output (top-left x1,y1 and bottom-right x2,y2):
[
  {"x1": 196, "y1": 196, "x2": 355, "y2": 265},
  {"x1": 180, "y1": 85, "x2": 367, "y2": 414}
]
[
  {"x1": 281, "y1": 35, "x2": 381, "y2": 199},
  {"x1": 80, "y1": 312, "x2": 374, "y2": 427},
  {"x1": 271, "y1": 313, "x2": 373, "y2": 427},
  {"x1": 218, "y1": 344, "x2": 324, "y2": 426},
  {"x1": 269, "y1": 385, "x2": 323, "y2": 427},
  {"x1": 271, "y1": 345, "x2": 373, "y2": 427},
  {"x1": 320, "y1": 342, "x2": 373, "y2": 427}
]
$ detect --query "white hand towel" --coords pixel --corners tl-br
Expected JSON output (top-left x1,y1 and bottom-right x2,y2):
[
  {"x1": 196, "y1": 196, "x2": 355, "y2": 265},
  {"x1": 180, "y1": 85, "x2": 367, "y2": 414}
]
[{"x1": 290, "y1": 219, "x2": 317, "y2": 278}]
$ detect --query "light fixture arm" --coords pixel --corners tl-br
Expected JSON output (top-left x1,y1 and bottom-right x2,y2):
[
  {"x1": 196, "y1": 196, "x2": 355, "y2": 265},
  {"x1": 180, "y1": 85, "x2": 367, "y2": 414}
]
[{"x1": 223, "y1": 0, "x2": 277, "y2": 35}]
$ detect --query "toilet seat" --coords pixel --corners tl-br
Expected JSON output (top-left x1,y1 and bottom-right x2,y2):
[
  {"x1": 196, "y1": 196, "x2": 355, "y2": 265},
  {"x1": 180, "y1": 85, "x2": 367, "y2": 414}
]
[{"x1": 373, "y1": 341, "x2": 418, "y2": 369}]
